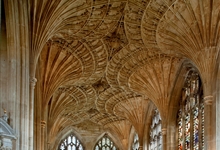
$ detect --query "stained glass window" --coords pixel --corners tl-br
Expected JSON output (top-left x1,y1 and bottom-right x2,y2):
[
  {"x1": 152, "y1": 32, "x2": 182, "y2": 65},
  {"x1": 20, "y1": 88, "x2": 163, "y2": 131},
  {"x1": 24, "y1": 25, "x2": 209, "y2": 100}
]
[
  {"x1": 178, "y1": 71, "x2": 204, "y2": 150},
  {"x1": 132, "y1": 133, "x2": 139, "y2": 150},
  {"x1": 149, "y1": 109, "x2": 162, "y2": 150},
  {"x1": 94, "y1": 133, "x2": 118, "y2": 150},
  {"x1": 58, "y1": 133, "x2": 84, "y2": 150}
]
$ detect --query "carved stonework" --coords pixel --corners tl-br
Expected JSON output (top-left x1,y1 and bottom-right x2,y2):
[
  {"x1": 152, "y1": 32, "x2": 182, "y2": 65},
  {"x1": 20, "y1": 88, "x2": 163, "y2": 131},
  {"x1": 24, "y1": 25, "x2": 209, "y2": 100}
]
[
  {"x1": 104, "y1": 17, "x2": 128, "y2": 60},
  {"x1": 0, "y1": 119, "x2": 16, "y2": 150},
  {"x1": 41, "y1": 121, "x2": 46, "y2": 128},
  {"x1": 1, "y1": 111, "x2": 8, "y2": 123},
  {"x1": 30, "y1": 77, "x2": 37, "y2": 89},
  {"x1": 161, "y1": 128, "x2": 167, "y2": 136},
  {"x1": 26, "y1": 0, "x2": 220, "y2": 149},
  {"x1": 92, "y1": 75, "x2": 110, "y2": 95},
  {"x1": 204, "y1": 95, "x2": 213, "y2": 106}
]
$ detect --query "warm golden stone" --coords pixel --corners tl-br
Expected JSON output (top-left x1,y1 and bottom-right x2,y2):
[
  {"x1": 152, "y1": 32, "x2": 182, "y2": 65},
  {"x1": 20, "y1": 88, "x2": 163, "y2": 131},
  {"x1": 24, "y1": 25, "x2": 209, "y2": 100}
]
[{"x1": 0, "y1": 0, "x2": 219, "y2": 149}]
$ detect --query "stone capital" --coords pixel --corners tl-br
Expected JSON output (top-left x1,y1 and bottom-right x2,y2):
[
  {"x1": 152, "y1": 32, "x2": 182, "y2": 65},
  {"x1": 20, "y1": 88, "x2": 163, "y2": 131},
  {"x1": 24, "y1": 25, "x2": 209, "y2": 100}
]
[
  {"x1": 161, "y1": 128, "x2": 167, "y2": 135},
  {"x1": 41, "y1": 121, "x2": 46, "y2": 128},
  {"x1": 204, "y1": 95, "x2": 213, "y2": 105},
  {"x1": 30, "y1": 77, "x2": 37, "y2": 88}
]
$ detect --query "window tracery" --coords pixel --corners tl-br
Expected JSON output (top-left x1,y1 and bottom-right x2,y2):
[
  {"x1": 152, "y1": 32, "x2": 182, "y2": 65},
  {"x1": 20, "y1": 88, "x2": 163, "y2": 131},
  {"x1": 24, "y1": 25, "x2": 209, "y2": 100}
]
[
  {"x1": 149, "y1": 109, "x2": 162, "y2": 150},
  {"x1": 132, "y1": 133, "x2": 139, "y2": 150},
  {"x1": 178, "y1": 71, "x2": 204, "y2": 150},
  {"x1": 58, "y1": 133, "x2": 84, "y2": 150},
  {"x1": 94, "y1": 133, "x2": 118, "y2": 150}
]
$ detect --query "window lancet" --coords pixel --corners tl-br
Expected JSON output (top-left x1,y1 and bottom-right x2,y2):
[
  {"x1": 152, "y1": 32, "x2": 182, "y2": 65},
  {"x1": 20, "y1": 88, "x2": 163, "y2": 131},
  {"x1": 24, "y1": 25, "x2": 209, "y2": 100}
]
[
  {"x1": 94, "y1": 133, "x2": 118, "y2": 150},
  {"x1": 149, "y1": 109, "x2": 162, "y2": 150},
  {"x1": 58, "y1": 133, "x2": 84, "y2": 150},
  {"x1": 178, "y1": 71, "x2": 204, "y2": 150},
  {"x1": 132, "y1": 133, "x2": 139, "y2": 150}
]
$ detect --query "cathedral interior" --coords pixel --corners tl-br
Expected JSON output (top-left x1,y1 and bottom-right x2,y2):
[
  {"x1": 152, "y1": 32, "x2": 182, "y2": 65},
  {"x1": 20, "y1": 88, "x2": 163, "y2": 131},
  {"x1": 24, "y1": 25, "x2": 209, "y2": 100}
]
[{"x1": 0, "y1": 0, "x2": 220, "y2": 149}]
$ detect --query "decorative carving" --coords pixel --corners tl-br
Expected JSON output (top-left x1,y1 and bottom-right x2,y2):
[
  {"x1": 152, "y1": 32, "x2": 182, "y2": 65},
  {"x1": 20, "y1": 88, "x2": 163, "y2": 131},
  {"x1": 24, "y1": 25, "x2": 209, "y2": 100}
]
[
  {"x1": 104, "y1": 16, "x2": 128, "y2": 60},
  {"x1": 92, "y1": 75, "x2": 110, "y2": 95},
  {"x1": 204, "y1": 95, "x2": 213, "y2": 106},
  {"x1": 41, "y1": 121, "x2": 46, "y2": 128},
  {"x1": 0, "y1": 118, "x2": 16, "y2": 150},
  {"x1": 161, "y1": 128, "x2": 167, "y2": 135},
  {"x1": 30, "y1": 1, "x2": 220, "y2": 149},
  {"x1": 30, "y1": 77, "x2": 37, "y2": 89},
  {"x1": 1, "y1": 110, "x2": 8, "y2": 123}
]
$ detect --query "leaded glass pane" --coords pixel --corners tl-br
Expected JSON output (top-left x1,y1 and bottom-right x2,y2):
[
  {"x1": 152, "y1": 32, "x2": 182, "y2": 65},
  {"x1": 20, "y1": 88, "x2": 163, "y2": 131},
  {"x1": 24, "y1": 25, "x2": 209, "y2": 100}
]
[
  {"x1": 94, "y1": 133, "x2": 118, "y2": 150},
  {"x1": 68, "y1": 136, "x2": 71, "y2": 144},
  {"x1": 72, "y1": 145, "x2": 76, "y2": 150},
  {"x1": 58, "y1": 133, "x2": 84, "y2": 150},
  {"x1": 72, "y1": 136, "x2": 76, "y2": 144},
  {"x1": 79, "y1": 145, "x2": 83, "y2": 150},
  {"x1": 102, "y1": 137, "x2": 105, "y2": 145},
  {"x1": 96, "y1": 145, "x2": 99, "y2": 150},
  {"x1": 99, "y1": 141, "x2": 102, "y2": 147},
  {"x1": 177, "y1": 71, "x2": 204, "y2": 150},
  {"x1": 132, "y1": 133, "x2": 139, "y2": 150}
]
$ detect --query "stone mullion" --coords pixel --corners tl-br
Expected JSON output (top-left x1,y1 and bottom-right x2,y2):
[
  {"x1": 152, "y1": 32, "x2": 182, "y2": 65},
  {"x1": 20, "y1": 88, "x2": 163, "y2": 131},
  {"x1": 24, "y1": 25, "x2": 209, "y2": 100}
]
[{"x1": 166, "y1": 124, "x2": 176, "y2": 150}]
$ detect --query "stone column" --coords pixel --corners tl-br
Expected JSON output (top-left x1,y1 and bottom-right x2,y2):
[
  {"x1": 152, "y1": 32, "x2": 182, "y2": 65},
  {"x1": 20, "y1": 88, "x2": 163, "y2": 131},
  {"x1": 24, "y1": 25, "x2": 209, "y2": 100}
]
[
  {"x1": 4, "y1": 0, "x2": 30, "y2": 149},
  {"x1": 166, "y1": 125, "x2": 176, "y2": 150},
  {"x1": 162, "y1": 128, "x2": 167, "y2": 150},
  {"x1": 204, "y1": 95, "x2": 213, "y2": 150},
  {"x1": 41, "y1": 120, "x2": 46, "y2": 150},
  {"x1": 29, "y1": 78, "x2": 37, "y2": 150}
]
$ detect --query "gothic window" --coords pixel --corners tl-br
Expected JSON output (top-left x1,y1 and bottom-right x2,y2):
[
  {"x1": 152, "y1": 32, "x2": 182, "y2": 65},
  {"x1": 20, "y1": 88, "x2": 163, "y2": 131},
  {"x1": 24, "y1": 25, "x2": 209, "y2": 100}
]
[
  {"x1": 94, "y1": 133, "x2": 118, "y2": 150},
  {"x1": 178, "y1": 71, "x2": 204, "y2": 150},
  {"x1": 132, "y1": 133, "x2": 139, "y2": 150},
  {"x1": 58, "y1": 133, "x2": 84, "y2": 150},
  {"x1": 149, "y1": 109, "x2": 162, "y2": 150}
]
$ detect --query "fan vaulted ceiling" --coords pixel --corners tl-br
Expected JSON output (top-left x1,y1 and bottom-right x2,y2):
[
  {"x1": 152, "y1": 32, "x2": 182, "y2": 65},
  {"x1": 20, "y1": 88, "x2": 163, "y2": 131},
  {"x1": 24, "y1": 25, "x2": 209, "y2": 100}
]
[{"x1": 33, "y1": 0, "x2": 220, "y2": 149}]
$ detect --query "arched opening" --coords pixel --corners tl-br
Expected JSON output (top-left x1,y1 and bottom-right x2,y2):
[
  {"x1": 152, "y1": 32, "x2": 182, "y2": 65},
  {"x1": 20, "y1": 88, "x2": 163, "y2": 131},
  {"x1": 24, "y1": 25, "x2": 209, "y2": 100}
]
[
  {"x1": 58, "y1": 133, "x2": 84, "y2": 150},
  {"x1": 94, "y1": 133, "x2": 118, "y2": 150},
  {"x1": 177, "y1": 70, "x2": 204, "y2": 150}
]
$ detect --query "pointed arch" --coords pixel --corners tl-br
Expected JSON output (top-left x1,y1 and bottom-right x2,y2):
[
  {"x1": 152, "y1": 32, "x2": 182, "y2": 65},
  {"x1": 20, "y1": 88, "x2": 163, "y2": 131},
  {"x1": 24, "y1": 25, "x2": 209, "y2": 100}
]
[
  {"x1": 93, "y1": 133, "x2": 119, "y2": 150},
  {"x1": 167, "y1": 60, "x2": 203, "y2": 149},
  {"x1": 58, "y1": 132, "x2": 84, "y2": 150},
  {"x1": 177, "y1": 69, "x2": 204, "y2": 150}
]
